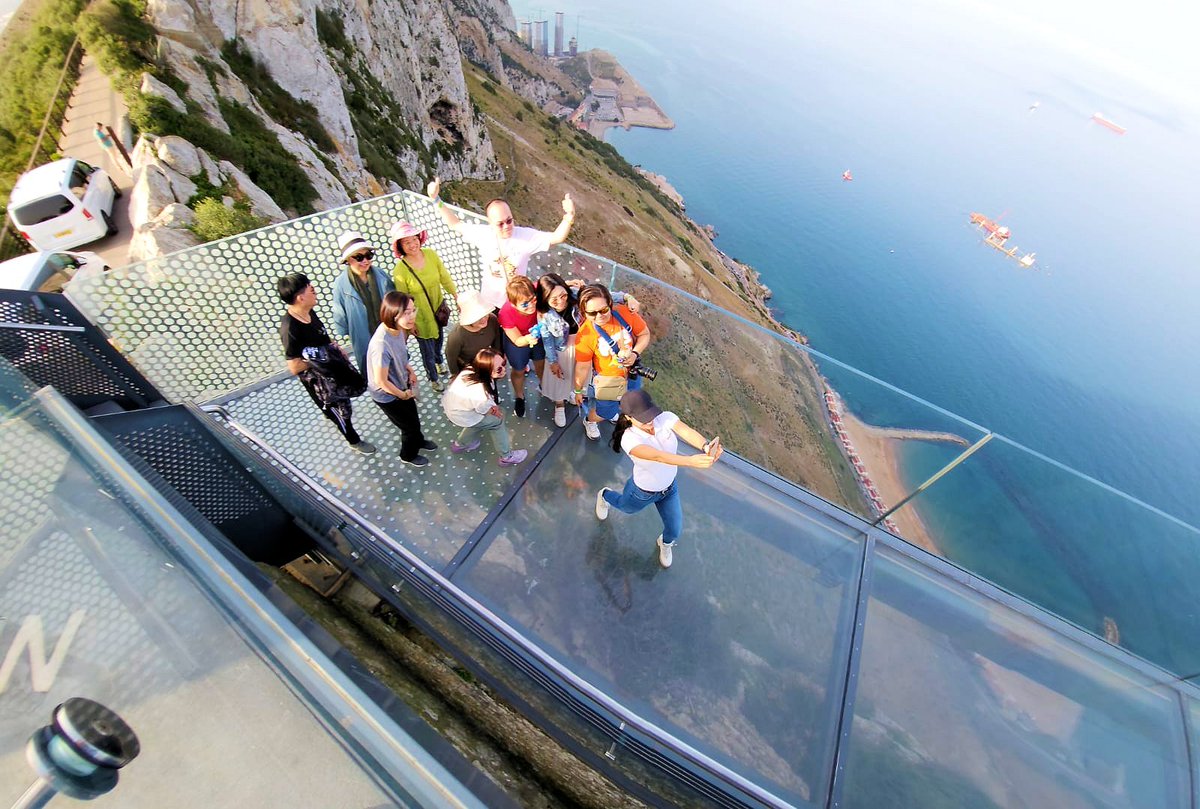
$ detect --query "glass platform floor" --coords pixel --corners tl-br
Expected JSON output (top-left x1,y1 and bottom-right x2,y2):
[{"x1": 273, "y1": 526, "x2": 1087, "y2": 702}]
[{"x1": 218, "y1": 374, "x2": 1197, "y2": 809}]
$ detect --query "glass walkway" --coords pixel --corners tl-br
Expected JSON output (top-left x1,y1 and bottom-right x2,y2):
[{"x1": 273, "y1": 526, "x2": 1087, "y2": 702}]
[{"x1": 3, "y1": 190, "x2": 1199, "y2": 807}]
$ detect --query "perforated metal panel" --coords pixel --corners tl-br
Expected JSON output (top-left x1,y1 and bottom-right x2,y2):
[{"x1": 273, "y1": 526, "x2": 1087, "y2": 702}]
[
  {"x1": 99, "y1": 412, "x2": 276, "y2": 524},
  {"x1": 0, "y1": 291, "x2": 161, "y2": 408},
  {"x1": 66, "y1": 193, "x2": 489, "y2": 404}
]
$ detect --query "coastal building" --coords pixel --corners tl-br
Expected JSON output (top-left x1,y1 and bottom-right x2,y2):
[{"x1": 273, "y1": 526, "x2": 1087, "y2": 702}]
[
  {"x1": 568, "y1": 35, "x2": 577, "y2": 56},
  {"x1": 531, "y1": 20, "x2": 549, "y2": 57},
  {"x1": 518, "y1": 19, "x2": 532, "y2": 46},
  {"x1": 6, "y1": 190, "x2": 1198, "y2": 809},
  {"x1": 554, "y1": 12, "x2": 564, "y2": 56}
]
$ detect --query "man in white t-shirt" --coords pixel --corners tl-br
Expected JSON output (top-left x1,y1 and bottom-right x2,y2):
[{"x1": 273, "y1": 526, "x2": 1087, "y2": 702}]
[{"x1": 426, "y1": 177, "x2": 577, "y2": 310}]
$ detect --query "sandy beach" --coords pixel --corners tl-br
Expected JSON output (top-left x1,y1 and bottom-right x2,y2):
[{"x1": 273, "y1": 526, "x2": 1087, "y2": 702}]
[{"x1": 824, "y1": 388, "x2": 969, "y2": 555}]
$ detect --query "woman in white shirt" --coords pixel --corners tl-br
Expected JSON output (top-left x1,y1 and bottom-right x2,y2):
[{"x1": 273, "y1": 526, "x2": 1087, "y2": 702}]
[
  {"x1": 595, "y1": 389, "x2": 723, "y2": 568},
  {"x1": 442, "y1": 347, "x2": 528, "y2": 467}
]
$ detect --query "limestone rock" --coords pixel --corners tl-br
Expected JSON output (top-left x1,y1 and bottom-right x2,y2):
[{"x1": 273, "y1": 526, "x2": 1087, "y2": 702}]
[
  {"x1": 156, "y1": 136, "x2": 201, "y2": 178},
  {"x1": 146, "y1": 0, "x2": 196, "y2": 34},
  {"x1": 139, "y1": 73, "x2": 186, "y2": 114},
  {"x1": 197, "y1": 149, "x2": 222, "y2": 187},
  {"x1": 217, "y1": 160, "x2": 286, "y2": 221},
  {"x1": 129, "y1": 165, "x2": 176, "y2": 229},
  {"x1": 128, "y1": 222, "x2": 202, "y2": 263},
  {"x1": 161, "y1": 164, "x2": 198, "y2": 205},
  {"x1": 266, "y1": 125, "x2": 352, "y2": 209},
  {"x1": 157, "y1": 39, "x2": 229, "y2": 134},
  {"x1": 155, "y1": 202, "x2": 198, "y2": 229}
]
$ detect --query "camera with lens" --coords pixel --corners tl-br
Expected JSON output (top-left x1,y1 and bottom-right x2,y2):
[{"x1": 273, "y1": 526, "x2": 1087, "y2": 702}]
[{"x1": 627, "y1": 360, "x2": 658, "y2": 381}]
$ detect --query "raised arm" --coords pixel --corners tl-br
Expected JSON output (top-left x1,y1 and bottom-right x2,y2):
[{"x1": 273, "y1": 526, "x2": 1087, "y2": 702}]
[
  {"x1": 427, "y1": 177, "x2": 463, "y2": 233},
  {"x1": 671, "y1": 418, "x2": 720, "y2": 457},
  {"x1": 548, "y1": 193, "x2": 576, "y2": 245},
  {"x1": 628, "y1": 444, "x2": 717, "y2": 469}
]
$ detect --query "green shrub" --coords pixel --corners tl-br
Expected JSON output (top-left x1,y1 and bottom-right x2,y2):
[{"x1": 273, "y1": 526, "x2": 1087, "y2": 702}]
[
  {"x1": 220, "y1": 39, "x2": 334, "y2": 152},
  {"x1": 190, "y1": 197, "x2": 268, "y2": 242},
  {"x1": 314, "y1": 8, "x2": 349, "y2": 52},
  {"x1": 0, "y1": 0, "x2": 87, "y2": 199}
]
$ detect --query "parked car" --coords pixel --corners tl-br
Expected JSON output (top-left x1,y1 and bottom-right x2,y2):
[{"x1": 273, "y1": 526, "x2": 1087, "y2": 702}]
[
  {"x1": 6, "y1": 158, "x2": 120, "y2": 251},
  {"x1": 0, "y1": 250, "x2": 108, "y2": 292}
]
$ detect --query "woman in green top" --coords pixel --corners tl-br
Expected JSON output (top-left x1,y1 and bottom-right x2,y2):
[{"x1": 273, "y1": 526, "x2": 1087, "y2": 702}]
[{"x1": 388, "y1": 220, "x2": 460, "y2": 392}]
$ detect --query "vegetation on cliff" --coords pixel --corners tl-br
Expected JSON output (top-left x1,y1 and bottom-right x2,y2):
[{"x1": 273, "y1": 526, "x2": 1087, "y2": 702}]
[
  {"x1": 0, "y1": 0, "x2": 86, "y2": 202},
  {"x1": 76, "y1": 0, "x2": 319, "y2": 213},
  {"x1": 447, "y1": 62, "x2": 864, "y2": 508}
]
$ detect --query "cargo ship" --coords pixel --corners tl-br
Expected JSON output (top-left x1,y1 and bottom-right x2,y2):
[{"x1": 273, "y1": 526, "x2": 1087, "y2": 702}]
[
  {"x1": 970, "y1": 212, "x2": 1037, "y2": 268},
  {"x1": 1091, "y1": 113, "x2": 1127, "y2": 135}
]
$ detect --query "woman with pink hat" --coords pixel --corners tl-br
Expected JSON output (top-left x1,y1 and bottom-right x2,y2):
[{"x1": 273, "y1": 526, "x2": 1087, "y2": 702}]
[{"x1": 388, "y1": 220, "x2": 459, "y2": 393}]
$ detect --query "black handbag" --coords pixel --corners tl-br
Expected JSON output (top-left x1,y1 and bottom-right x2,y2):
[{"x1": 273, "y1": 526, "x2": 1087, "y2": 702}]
[{"x1": 401, "y1": 258, "x2": 451, "y2": 327}]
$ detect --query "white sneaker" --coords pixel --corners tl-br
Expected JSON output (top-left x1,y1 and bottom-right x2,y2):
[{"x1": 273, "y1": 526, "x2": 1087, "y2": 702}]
[
  {"x1": 584, "y1": 420, "x2": 601, "y2": 441},
  {"x1": 657, "y1": 535, "x2": 675, "y2": 568},
  {"x1": 595, "y1": 488, "x2": 610, "y2": 520},
  {"x1": 554, "y1": 405, "x2": 566, "y2": 427}
]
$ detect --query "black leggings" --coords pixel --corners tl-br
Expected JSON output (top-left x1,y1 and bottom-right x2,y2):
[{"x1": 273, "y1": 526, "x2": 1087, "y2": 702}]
[
  {"x1": 374, "y1": 396, "x2": 426, "y2": 460},
  {"x1": 301, "y1": 380, "x2": 361, "y2": 445}
]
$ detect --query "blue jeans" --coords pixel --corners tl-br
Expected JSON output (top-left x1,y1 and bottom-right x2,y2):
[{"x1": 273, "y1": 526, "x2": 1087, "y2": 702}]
[
  {"x1": 416, "y1": 329, "x2": 445, "y2": 379},
  {"x1": 456, "y1": 413, "x2": 511, "y2": 454},
  {"x1": 603, "y1": 477, "x2": 682, "y2": 545}
]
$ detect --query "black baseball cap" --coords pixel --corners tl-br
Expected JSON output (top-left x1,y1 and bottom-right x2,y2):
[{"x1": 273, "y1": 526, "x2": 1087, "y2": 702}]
[{"x1": 619, "y1": 389, "x2": 663, "y2": 423}]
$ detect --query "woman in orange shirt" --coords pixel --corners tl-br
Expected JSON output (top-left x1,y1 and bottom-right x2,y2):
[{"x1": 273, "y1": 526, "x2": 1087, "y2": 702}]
[{"x1": 573, "y1": 284, "x2": 650, "y2": 441}]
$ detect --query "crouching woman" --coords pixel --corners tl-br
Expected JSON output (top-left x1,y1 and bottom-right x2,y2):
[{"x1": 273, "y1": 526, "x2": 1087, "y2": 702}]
[{"x1": 442, "y1": 347, "x2": 529, "y2": 467}]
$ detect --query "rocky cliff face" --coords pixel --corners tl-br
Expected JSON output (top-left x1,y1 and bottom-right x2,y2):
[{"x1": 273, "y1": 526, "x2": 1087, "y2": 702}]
[
  {"x1": 127, "y1": 0, "x2": 592, "y2": 256},
  {"x1": 144, "y1": 0, "x2": 502, "y2": 207}
]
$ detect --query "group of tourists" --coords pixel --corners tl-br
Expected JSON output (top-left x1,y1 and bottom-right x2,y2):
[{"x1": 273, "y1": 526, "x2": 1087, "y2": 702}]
[{"x1": 276, "y1": 181, "x2": 722, "y2": 567}]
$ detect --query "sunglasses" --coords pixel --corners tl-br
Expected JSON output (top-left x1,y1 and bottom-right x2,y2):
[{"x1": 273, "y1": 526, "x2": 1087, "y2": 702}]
[
  {"x1": 585, "y1": 306, "x2": 611, "y2": 317},
  {"x1": 349, "y1": 251, "x2": 375, "y2": 262},
  {"x1": 493, "y1": 217, "x2": 515, "y2": 227},
  {"x1": 516, "y1": 298, "x2": 535, "y2": 308}
]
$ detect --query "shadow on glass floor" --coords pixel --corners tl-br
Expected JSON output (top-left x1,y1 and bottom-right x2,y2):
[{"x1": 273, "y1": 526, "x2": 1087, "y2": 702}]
[{"x1": 452, "y1": 429, "x2": 867, "y2": 805}]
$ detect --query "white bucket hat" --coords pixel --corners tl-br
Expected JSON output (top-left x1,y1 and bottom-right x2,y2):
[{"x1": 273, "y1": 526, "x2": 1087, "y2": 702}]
[
  {"x1": 337, "y1": 231, "x2": 374, "y2": 262},
  {"x1": 457, "y1": 291, "x2": 492, "y2": 325}
]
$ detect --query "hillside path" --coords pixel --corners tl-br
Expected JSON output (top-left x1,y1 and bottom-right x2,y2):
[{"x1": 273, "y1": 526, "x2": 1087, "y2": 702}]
[{"x1": 58, "y1": 52, "x2": 133, "y2": 268}]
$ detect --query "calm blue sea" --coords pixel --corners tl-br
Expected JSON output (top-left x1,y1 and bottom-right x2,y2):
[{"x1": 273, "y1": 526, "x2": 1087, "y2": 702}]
[{"x1": 513, "y1": 0, "x2": 1200, "y2": 670}]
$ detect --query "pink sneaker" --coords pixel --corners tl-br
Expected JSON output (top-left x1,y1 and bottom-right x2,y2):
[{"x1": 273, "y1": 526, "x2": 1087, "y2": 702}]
[
  {"x1": 451, "y1": 439, "x2": 481, "y2": 453},
  {"x1": 498, "y1": 449, "x2": 528, "y2": 467}
]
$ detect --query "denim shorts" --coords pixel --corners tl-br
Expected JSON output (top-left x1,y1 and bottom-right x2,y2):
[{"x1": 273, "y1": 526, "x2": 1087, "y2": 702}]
[{"x1": 502, "y1": 334, "x2": 546, "y2": 368}]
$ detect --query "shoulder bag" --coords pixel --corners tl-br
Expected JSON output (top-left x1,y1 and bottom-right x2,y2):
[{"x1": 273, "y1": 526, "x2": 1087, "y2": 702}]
[
  {"x1": 591, "y1": 309, "x2": 635, "y2": 401},
  {"x1": 401, "y1": 258, "x2": 451, "y2": 327}
]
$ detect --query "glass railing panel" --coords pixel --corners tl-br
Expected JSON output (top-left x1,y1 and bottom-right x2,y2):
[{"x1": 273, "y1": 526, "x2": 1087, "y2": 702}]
[
  {"x1": 838, "y1": 544, "x2": 1192, "y2": 809},
  {"x1": 882, "y1": 434, "x2": 1200, "y2": 678},
  {"x1": 455, "y1": 431, "x2": 866, "y2": 806},
  {"x1": 1187, "y1": 697, "x2": 1200, "y2": 807},
  {"x1": 0, "y1": 393, "x2": 403, "y2": 805},
  {"x1": 599, "y1": 260, "x2": 986, "y2": 527}
]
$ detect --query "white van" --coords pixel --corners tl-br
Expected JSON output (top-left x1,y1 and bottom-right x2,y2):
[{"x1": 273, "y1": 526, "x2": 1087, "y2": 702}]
[{"x1": 7, "y1": 158, "x2": 119, "y2": 251}]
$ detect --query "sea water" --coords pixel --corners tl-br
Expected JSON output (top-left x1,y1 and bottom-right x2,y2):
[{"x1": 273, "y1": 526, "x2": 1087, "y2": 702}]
[{"x1": 513, "y1": 0, "x2": 1200, "y2": 672}]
